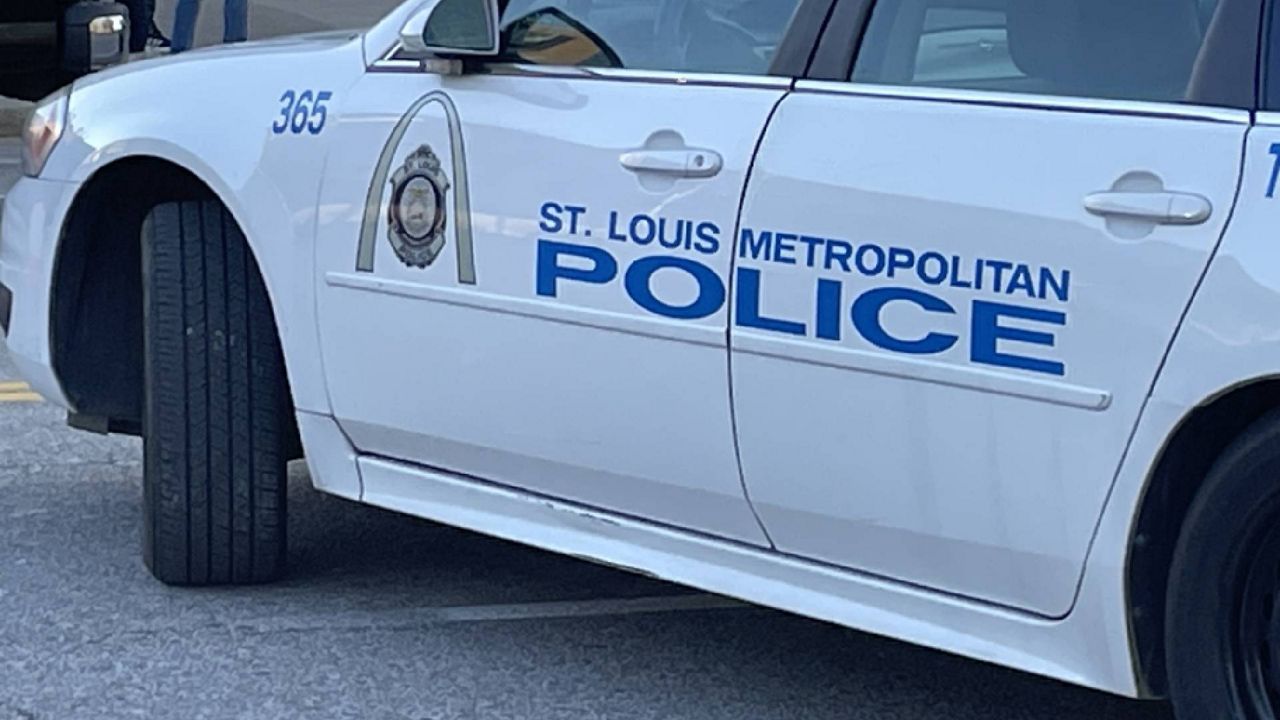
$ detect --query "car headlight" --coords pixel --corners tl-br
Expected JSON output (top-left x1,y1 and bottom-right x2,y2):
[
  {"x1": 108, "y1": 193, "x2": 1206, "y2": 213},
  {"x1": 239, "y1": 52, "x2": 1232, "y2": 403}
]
[{"x1": 21, "y1": 87, "x2": 70, "y2": 178}]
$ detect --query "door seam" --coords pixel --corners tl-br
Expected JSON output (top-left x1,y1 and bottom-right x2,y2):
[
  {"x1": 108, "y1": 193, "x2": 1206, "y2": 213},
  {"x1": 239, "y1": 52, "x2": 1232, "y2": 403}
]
[{"x1": 724, "y1": 85, "x2": 795, "y2": 550}]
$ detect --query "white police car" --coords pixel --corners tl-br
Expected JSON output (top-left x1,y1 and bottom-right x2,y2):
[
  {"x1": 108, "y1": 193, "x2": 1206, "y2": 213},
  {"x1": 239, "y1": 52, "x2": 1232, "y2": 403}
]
[{"x1": 1, "y1": 0, "x2": 1277, "y2": 715}]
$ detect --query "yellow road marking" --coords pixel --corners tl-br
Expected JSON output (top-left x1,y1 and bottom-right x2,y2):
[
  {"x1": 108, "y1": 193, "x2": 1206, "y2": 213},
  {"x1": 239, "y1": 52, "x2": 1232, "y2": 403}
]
[{"x1": 0, "y1": 381, "x2": 42, "y2": 402}]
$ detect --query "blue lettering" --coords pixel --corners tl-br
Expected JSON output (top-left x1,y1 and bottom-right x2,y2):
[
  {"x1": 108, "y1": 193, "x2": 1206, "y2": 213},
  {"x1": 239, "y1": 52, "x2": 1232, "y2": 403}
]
[
  {"x1": 816, "y1": 279, "x2": 842, "y2": 341},
  {"x1": 630, "y1": 214, "x2": 657, "y2": 245},
  {"x1": 695, "y1": 222, "x2": 721, "y2": 254},
  {"x1": 565, "y1": 205, "x2": 587, "y2": 235},
  {"x1": 986, "y1": 260, "x2": 1013, "y2": 293},
  {"x1": 536, "y1": 240, "x2": 617, "y2": 297},
  {"x1": 625, "y1": 255, "x2": 724, "y2": 320},
  {"x1": 856, "y1": 244, "x2": 886, "y2": 276},
  {"x1": 539, "y1": 202, "x2": 565, "y2": 234},
  {"x1": 1269, "y1": 143, "x2": 1280, "y2": 199},
  {"x1": 657, "y1": 218, "x2": 682, "y2": 250},
  {"x1": 917, "y1": 252, "x2": 948, "y2": 286},
  {"x1": 735, "y1": 268, "x2": 806, "y2": 336},
  {"x1": 1006, "y1": 264, "x2": 1036, "y2": 298},
  {"x1": 887, "y1": 248, "x2": 915, "y2": 278},
  {"x1": 971, "y1": 300, "x2": 1066, "y2": 376},
  {"x1": 852, "y1": 287, "x2": 958, "y2": 355},
  {"x1": 740, "y1": 229, "x2": 773, "y2": 261},
  {"x1": 949, "y1": 255, "x2": 973, "y2": 290},
  {"x1": 1040, "y1": 268, "x2": 1070, "y2": 303},
  {"x1": 607, "y1": 211, "x2": 628, "y2": 242},
  {"x1": 825, "y1": 239, "x2": 853, "y2": 273},
  {"x1": 774, "y1": 233, "x2": 798, "y2": 265},
  {"x1": 799, "y1": 236, "x2": 824, "y2": 269}
]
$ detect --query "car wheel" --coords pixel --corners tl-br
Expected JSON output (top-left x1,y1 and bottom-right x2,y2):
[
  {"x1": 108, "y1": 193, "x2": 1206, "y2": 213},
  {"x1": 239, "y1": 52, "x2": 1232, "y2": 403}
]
[
  {"x1": 1168, "y1": 408, "x2": 1280, "y2": 719},
  {"x1": 140, "y1": 199, "x2": 288, "y2": 585}
]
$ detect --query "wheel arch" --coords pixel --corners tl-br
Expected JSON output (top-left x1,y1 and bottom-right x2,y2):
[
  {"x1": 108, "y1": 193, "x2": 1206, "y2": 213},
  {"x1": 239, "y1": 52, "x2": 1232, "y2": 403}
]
[
  {"x1": 1126, "y1": 375, "x2": 1280, "y2": 695},
  {"x1": 50, "y1": 149, "x2": 308, "y2": 458}
]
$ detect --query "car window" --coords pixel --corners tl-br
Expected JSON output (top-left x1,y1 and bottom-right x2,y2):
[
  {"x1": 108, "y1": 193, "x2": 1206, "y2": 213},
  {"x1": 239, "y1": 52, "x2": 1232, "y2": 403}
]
[
  {"x1": 495, "y1": 0, "x2": 804, "y2": 75},
  {"x1": 852, "y1": 0, "x2": 1223, "y2": 103},
  {"x1": 911, "y1": 8, "x2": 1021, "y2": 84}
]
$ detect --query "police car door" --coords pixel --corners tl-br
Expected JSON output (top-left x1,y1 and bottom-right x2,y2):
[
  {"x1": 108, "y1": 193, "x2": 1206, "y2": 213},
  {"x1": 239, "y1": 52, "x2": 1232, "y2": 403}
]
[
  {"x1": 314, "y1": 0, "x2": 811, "y2": 544},
  {"x1": 729, "y1": 0, "x2": 1253, "y2": 615}
]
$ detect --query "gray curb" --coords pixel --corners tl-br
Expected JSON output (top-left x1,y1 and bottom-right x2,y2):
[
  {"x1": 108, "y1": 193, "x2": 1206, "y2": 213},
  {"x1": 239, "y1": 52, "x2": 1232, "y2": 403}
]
[{"x1": 0, "y1": 98, "x2": 32, "y2": 138}]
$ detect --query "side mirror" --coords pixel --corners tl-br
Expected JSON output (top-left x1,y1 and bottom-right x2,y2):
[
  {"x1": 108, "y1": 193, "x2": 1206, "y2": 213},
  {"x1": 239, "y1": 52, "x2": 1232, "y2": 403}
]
[{"x1": 400, "y1": 0, "x2": 500, "y2": 58}]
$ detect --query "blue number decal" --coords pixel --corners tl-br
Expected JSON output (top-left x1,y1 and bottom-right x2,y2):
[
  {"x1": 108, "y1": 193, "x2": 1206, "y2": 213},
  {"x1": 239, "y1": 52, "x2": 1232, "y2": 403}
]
[
  {"x1": 272, "y1": 90, "x2": 296, "y2": 134},
  {"x1": 291, "y1": 90, "x2": 314, "y2": 134},
  {"x1": 1268, "y1": 143, "x2": 1280, "y2": 199},
  {"x1": 273, "y1": 89, "x2": 332, "y2": 135},
  {"x1": 308, "y1": 91, "x2": 333, "y2": 135}
]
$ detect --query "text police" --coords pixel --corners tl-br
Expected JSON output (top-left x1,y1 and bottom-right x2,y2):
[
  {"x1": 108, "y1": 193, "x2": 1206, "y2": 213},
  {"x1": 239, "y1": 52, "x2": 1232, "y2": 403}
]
[{"x1": 535, "y1": 201, "x2": 1073, "y2": 378}]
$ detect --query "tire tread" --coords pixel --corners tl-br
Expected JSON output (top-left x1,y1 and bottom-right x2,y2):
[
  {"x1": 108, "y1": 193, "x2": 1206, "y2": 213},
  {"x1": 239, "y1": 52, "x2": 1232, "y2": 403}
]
[{"x1": 142, "y1": 200, "x2": 287, "y2": 586}]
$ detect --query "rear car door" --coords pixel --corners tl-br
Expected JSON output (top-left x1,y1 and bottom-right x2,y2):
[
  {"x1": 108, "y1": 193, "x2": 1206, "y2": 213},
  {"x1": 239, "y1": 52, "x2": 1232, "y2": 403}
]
[
  {"x1": 314, "y1": 0, "x2": 816, "y2": 545},
  {"x1": 729, "y1": 0, "x2": 1257, "y2": 615}
]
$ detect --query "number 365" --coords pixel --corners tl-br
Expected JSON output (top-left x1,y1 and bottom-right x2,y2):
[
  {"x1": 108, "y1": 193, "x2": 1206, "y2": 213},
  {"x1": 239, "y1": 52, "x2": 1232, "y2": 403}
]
[{"x1": 272, "y1": 90, "x2": 332, "y2": 135}]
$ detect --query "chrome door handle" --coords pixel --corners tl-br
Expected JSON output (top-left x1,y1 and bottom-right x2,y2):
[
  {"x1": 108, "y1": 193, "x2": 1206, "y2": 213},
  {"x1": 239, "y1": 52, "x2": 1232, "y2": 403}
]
[
  {"x1": 1083, "y1": 191, "x2": 1212, "y2": 225},
  {"x1": 620, "y1": 149, "x2": 723, "y2": 179}
]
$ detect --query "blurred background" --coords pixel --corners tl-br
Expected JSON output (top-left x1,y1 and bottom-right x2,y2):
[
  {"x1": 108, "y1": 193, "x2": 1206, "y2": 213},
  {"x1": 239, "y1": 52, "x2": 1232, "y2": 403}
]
[
  {"x1": 149, "y1": 0, "x2": 402, "y2": 48},
  {"x1": 0, "y1": 0, "x2": 402, "y2": 134}
]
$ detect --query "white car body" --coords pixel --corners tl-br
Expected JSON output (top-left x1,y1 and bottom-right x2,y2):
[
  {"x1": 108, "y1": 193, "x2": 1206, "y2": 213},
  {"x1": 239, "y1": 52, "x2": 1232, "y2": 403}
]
[{"x1": 2, "y1": 0, "x2": 1276, "y2": 702}]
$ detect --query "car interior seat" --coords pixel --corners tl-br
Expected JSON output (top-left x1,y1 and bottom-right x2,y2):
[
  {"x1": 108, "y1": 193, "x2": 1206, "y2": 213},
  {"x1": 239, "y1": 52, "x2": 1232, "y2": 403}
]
[{"x1": 1006, "y1": 0, "x2": 1204, "y2": 102}]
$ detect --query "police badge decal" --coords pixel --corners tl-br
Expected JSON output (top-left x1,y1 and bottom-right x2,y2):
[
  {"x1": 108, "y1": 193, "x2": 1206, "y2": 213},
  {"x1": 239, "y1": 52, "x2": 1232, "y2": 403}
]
[{"x1": 387, "y1": 144, "x2": 452, "y2": 269}]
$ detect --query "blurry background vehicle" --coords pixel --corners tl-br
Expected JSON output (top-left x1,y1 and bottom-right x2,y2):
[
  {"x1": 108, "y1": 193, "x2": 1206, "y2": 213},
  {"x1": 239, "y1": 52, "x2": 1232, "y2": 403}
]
[{"x1": 0, "y1": 0, "x2": 129, "y2": 101}]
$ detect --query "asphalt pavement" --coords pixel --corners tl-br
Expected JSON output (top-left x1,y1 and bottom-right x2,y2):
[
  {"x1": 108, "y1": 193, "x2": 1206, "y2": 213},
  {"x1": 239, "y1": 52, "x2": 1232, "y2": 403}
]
[{"x1": 0, "y1": 126, "x2": 1171, "y2": 720}]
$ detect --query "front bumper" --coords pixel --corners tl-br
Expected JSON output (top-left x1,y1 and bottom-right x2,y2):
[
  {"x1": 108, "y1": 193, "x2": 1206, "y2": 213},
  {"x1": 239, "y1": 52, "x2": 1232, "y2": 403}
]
[{"x1": 0, "y1": 175, "x2": 77, "y2": 409}]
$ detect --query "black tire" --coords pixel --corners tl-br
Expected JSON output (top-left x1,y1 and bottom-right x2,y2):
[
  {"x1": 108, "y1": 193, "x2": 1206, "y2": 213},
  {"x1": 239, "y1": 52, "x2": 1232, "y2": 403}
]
[
  {"x1": 141, "y1": 200, "x2": 288, "y2": 586},
  {"x1": 1168, "y1": 408, "x2": 1280, "y2": 720}
]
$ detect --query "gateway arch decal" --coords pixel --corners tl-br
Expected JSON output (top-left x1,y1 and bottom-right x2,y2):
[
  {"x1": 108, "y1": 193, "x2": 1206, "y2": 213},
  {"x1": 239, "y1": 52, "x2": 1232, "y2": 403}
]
[{"x1": 355, "y1": 90, "x2": 477, "y2": 285}]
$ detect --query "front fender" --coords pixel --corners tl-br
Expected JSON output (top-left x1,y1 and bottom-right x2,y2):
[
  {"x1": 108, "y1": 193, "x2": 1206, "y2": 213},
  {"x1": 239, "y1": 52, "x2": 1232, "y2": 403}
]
[{"x1": 39, "y1": 39, "x2": 368, "y2": 416}]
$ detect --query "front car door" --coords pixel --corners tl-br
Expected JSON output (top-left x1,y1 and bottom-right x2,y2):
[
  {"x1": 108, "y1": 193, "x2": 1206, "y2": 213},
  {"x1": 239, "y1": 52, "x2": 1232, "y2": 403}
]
[
  {"x1": 314, "y1": 0, "x2": 816, "y2": 544},
  {"x1": 730, "y1": 0, "x2": 1257, "y2": 615}
]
